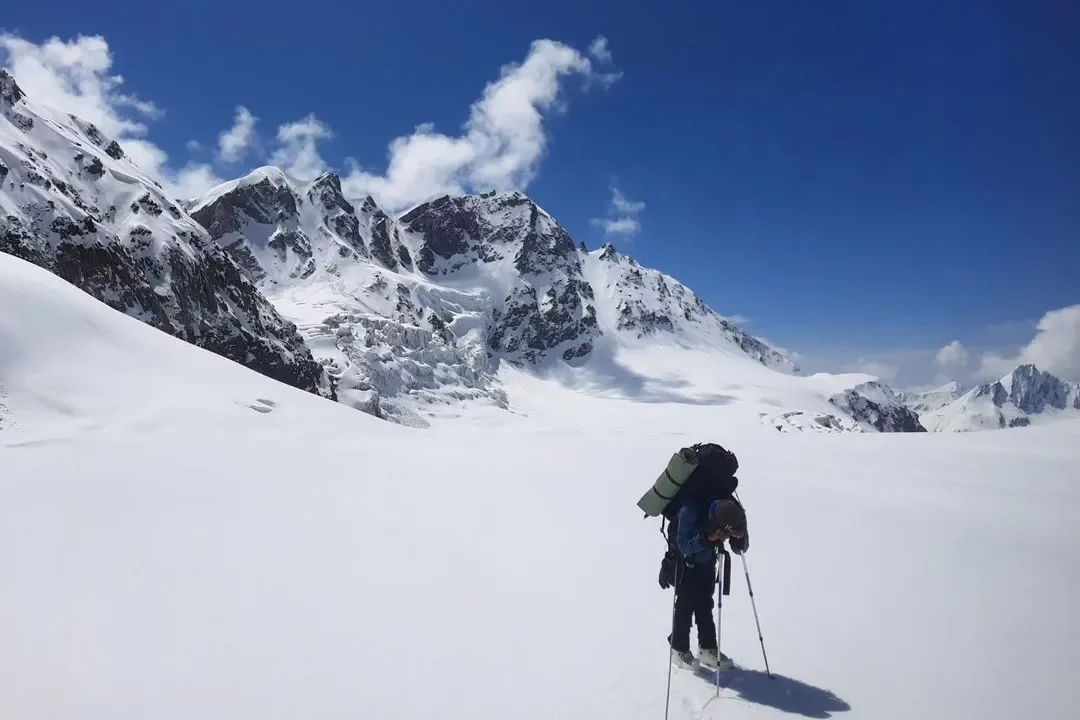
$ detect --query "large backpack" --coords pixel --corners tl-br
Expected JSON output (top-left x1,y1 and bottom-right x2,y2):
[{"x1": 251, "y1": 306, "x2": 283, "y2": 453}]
[{"x1": 637, "y1": 442, "x2": 739, "y2": 524}]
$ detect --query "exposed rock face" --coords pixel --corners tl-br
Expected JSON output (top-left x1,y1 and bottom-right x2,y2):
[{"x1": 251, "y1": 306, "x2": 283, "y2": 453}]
[
  {"x1": 829, "y1": 382, "x2": 927, "y2": 433},
  {"x1": 0, "y1": 70, "x2": 332, "y2": 399},
  {"x1": 400, "y1": 191, "x2": 599, "y2": 363}
]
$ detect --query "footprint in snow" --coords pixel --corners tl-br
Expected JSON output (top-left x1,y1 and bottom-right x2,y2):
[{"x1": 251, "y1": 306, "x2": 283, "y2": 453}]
[{"x1": 237, "y1": 398, "x2": 279, "y2": 414}]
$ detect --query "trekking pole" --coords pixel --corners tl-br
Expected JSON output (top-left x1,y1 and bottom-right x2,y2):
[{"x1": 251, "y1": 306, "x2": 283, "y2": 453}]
[
  {"x1": 664, "y1": 562, "x2": 680, "y2": 720},
  {"x1": 715, "y1": 549, "x2": 730, "y2": 696},
  {"x1": 739, "y1": 553, "x2": 772, "y2": 678}
]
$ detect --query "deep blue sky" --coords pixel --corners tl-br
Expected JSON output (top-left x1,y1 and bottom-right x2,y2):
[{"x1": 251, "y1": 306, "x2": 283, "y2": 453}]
[{"x1": 3, "y1": 0, "x2": 1078, "y2": 384}]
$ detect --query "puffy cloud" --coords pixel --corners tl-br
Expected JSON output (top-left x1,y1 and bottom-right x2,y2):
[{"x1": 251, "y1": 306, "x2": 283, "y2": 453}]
[
  {"x1": 848, "y1": 358, "x2": 900, "y2": 383},
  {"x1": 270, "y1": 113, "x2": 332, "y2": 181},
  {"x1": 934, "y1": 340, "x2": 969, "y2": 369},
  {"x1": 342, "y1": 38, "x2": 618, "y2": 211},
  {"x1": 978, "y1": 304, "x2": 1080, "y2": 381},
  {"x1": 591, "y1": 184, "x2": 645, "y2": 237},
  {"x1": 218, "y1": 106, "x2": 257, "y2": 163},
  {"x1": 590, "y1": 217, "x2": 640, "y2": 236},
  {"x1": 589, "y1": 35, "x2": 613, "y2": 63}
]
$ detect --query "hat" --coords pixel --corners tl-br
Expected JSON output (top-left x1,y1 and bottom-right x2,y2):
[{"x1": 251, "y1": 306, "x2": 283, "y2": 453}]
[{"x1": 709, "y1": 497, "x2": 746, "y2": 533}]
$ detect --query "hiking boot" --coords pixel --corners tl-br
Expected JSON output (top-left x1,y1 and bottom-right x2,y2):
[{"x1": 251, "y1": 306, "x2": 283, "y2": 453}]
[
  {"x1": 698, "y1": 648, "x2": 734, "y2": 670},
  {"x1": 671, "y1": 648, "x2": 698, "y2": 669}
]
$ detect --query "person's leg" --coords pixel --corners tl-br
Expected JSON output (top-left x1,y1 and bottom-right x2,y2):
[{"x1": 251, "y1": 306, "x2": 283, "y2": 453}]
[
  {"x1": 669, "y1": 564, "x2": 694, "y2": 653},
  {"x1": 692, "y1": 563, "x2": 717, "y2": 651}
]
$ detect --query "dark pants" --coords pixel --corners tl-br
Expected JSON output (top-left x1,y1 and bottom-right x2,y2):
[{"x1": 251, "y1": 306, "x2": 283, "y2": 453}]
[{"x1": 670, "y1": 561, "x2": 717, "y2": 653}]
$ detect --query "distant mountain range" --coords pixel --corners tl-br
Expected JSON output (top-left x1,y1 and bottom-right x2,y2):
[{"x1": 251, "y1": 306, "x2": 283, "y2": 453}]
[{"x1": 906, "y1": 365, "x2": 1080, "y2": 432}]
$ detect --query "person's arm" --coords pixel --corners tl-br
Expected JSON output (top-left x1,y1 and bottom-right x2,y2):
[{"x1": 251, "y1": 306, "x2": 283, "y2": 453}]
[{"x1": 675, "y1": 503, "x2": 710, "y2": 559}]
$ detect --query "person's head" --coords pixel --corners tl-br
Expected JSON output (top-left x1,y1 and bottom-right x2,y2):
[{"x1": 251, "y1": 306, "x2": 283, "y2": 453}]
[{"x1": 706, "y1": 498, "x2": 746, "y2": 542}]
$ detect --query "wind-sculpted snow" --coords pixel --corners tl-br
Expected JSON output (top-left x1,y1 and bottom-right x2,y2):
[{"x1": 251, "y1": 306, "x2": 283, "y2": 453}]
[{"x1": 0, "y1": 70, "x2": 331, "y2": 399}]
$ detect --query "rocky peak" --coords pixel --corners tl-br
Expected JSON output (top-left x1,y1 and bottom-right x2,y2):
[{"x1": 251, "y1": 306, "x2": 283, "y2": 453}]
[
  {"x1": 829, "y1": 381, "x2": 927, "y2": 433},
  {"x1": 0, "y1": 70, "x2": 25, "y2": 106},
  {"x1": 308, "y1": 172, "x2": 354, "y2": 214},
  {"x1": 1003, "y1": 364, "x2": 1075, "y2": 413},
  {"x1": 599, "y1": 242, "x2": 617, "y2": 261},
  {"x1": 191, "y1": 173, "x2": 299, "y2": 241},
  {"x1": 400, "y1": 190, "x2": 575, "y2": 277}
]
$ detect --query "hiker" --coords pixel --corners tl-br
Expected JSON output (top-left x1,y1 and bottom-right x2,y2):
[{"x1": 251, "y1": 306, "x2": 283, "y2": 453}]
[
  {"x1": 662, "y1": 496, "x2": 748, "y2": 670},
  {"x1": 638, "y1": 442, "x2": 747, "y2": 671}
]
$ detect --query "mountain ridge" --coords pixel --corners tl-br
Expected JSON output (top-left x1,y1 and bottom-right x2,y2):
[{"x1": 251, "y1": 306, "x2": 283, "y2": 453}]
[
  {"x1": 188, "y1": 166, "x2": 804, "y2": 425},
  {"x1": 0, "y1": 70, "x2": 333, "y2": 399},
  {"x1": 920, "y1": 364, "x2": 1080, "y2": 432}
]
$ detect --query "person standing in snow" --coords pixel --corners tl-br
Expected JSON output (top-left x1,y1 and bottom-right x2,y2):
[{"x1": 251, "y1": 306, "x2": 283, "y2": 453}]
[{"x1": 662, "y1": 496, "x2": 748, "y2": 670}]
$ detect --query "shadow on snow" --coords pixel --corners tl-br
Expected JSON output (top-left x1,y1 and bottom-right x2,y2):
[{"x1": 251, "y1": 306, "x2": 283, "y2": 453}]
[{"x1": 693, "y1": 665, "x2": 851, "y2": 718}]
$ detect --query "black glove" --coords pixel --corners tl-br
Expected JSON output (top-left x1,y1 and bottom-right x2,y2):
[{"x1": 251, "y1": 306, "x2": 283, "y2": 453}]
[
  {"x1": 729, "y1": 532, "x2": 749, "y2": 555},
  {"x1": 658, "y1": 550, "x2": 677, "y2": 589}
]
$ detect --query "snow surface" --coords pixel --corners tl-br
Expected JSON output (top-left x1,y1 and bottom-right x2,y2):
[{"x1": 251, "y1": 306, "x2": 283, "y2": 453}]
[{"x1": 3, "y1": 251, "x2": 1080, "y2": 720}]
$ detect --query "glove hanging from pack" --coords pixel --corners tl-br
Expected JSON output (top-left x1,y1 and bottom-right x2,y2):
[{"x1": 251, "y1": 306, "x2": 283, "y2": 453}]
[{"x1": 658, "y1": 549, "x2": 678, "y2": 589}]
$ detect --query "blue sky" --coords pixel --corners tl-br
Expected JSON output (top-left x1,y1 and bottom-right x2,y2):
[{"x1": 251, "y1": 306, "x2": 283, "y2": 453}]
[{"x1": 2, "y1": 0, "x2": 1078, "y2": 386}]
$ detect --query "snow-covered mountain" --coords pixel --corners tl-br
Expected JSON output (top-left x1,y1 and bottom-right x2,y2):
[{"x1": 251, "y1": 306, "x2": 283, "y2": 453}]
[
  {"x1": 0, "y1": 70, "x2": 332, "y2": 399},
  {"x1": 898, "y1": 381, "x2": 966, "y2": 415},
  {"x1": 922, "y1": 365, "x2": 1080, "y2": 432},
  {"x1": 189, "y1": 170, "x2": 799, "y2": 425},
  {"x1": 828, "y1": 380, "x2": 926, "y2": 432}
]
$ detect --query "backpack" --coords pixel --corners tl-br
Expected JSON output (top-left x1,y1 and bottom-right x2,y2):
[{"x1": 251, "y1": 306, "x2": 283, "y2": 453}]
[{"x1": 637, "y1": 442, "x2": 739, "y2": 523}]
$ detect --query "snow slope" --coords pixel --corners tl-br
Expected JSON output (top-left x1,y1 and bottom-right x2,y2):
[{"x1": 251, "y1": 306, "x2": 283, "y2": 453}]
[
  {"x1": 898, "y1": 381, "x2": 966, "y2": 415},
  {"x1": 3, "y1": 251, "x2": 1079, "y2": 720}
]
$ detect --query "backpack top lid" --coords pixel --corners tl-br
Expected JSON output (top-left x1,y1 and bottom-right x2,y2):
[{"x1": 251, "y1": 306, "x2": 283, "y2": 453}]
[{"x1": 692, "y1": 442, "x2": 739, "y2": 476}]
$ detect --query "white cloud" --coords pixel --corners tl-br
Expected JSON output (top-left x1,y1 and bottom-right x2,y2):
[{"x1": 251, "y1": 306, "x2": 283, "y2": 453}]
[
  {"x1": 934, "y1": 340, "x2": 969, "y2": 368},
  {"x1": 978, "y1": 304, "x2": 1080, "y2": 382},
  {"x1": 342, "y1": 38, "x2": 617, "y2": 210},
  {"x1": 589, "y1": 35, "x2": 613, "y2": 63},
  {"x1": 218, "y1": 106, "x2": 257, "y2": 163},
  {"x1": 611, "y1": 186, "x2": 645, "y2": 214},
  {"x1": 848, "y1": 358, "x2": 900, "y2": 382},
  {"x1": 270, "y1": 113, "x2": 332, "y2": 181},
  {"x1": 589, "y1": 217, "x2": 640, "y2": 236},
  {"x1": 591, "y1": 184, "x2": 645, "y2": 237}
]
